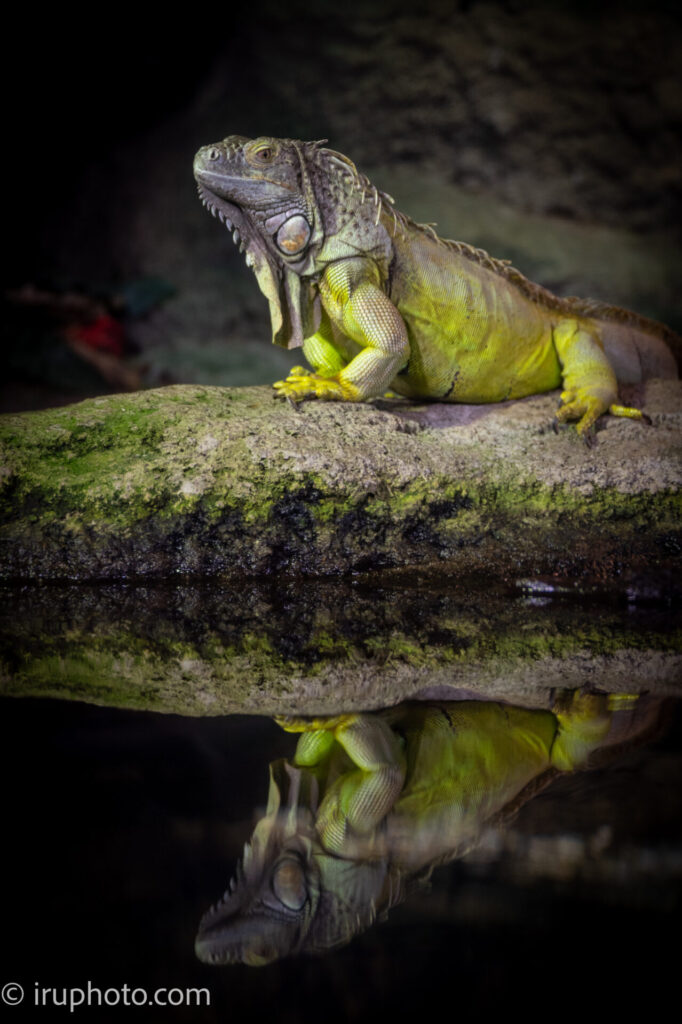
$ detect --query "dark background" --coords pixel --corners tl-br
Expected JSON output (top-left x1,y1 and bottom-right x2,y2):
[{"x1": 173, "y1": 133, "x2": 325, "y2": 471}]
[{"x1": 4, "y1": 0, "x2": 681, "y2": 408}]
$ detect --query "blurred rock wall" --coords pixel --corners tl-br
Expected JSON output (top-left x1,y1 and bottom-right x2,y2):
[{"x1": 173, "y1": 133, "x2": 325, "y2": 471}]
[
  {"x1": 6, "y1": 1, "x2": 681, "y2": 393},
  {"x1": 195, "y1": 0, "x2": 681, "y2": 233}
]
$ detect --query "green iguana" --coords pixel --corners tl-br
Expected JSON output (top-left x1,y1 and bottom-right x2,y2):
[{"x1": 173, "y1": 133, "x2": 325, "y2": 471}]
[
  {"x1": 193, "y1": 135, "x2": 679, "y2": 436},
  {"x1": 195, "y1": 692, "x2": 659, "y2": 966}
]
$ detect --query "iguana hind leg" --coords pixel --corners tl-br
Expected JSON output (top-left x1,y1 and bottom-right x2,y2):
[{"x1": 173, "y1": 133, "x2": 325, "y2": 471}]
[
  {"x1": 553, "y1": 319, "x2": 649, "y2": 435},
  {"x1": 550, "y1": 689, "x2": 615, "y2": 770}
]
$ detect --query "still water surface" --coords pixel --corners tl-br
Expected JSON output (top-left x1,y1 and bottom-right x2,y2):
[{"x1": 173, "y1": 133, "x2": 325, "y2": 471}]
[{"x1": 1, "y1": 579, "x2": 680, "y2": 1021}]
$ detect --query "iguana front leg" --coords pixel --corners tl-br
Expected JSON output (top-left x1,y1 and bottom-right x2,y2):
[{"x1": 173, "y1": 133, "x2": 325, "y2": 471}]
[
  {"x1": 273, "y1": 258, "x2": 409, "y2": 403},
  {"x1": 276, "y1": 713, "x2": 406, "y2": 854},
  {"x1": 301, "y1": 318, "x2": 348, "y2": 377},
  {"x1": 554, "y1": 319, "x2": 650, "y2": 436},
  {"x1": 276, "y1": 319, "x2": 349, "y2": 398}
]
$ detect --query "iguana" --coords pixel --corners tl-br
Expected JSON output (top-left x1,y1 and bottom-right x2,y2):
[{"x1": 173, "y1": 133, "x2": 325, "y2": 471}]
[
  {"x1": 193, "y1": 135, "x2": 679, "y2": 436},
  {"x1": 195, "y1": 692, "x2": 660, "y2": 966}
]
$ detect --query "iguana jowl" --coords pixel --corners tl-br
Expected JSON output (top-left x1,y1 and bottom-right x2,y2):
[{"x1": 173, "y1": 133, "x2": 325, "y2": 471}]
[{"x1": 193, "y1": 135, "x2": 679, "y2": 434}]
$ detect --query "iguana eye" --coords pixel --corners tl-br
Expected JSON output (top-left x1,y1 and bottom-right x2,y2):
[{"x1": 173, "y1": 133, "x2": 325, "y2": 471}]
[
  {"x1": 275, "y1": 215, "x2": 311, "y2": 256},
  {"x1": 272, "y1": 857, "x2": 307, "y2": 911},
  {"x1": 248, "y1": 142, "x2": 277, "y2": 165}
]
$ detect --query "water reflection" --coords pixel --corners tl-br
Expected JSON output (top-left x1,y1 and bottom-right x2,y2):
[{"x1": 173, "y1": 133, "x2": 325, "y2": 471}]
[{"x1": 196, "y1": 691, "x2": 663, "y2": 966}]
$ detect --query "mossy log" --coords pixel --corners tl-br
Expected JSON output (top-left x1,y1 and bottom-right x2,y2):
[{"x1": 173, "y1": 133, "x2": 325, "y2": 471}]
[{"x1": 1, "y1": 381, "x2": 680, "y2": 582}]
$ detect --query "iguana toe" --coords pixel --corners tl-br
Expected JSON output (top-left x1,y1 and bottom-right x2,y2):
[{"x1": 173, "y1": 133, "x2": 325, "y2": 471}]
[
  {"x1": 273, "y1": 372, "x2": 359, "y2": 402},
  {"x1": 608, "y1": 404, "x2": 652, "y2": 425},
  {"x1": 556, "y1": 389, "x2": 606, "y2": 437}
]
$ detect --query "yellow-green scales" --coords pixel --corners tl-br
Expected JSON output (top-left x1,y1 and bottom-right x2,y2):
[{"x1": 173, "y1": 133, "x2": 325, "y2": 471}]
[{"x1": 194, "y1": 135, "x2": 679, "y2": 435}]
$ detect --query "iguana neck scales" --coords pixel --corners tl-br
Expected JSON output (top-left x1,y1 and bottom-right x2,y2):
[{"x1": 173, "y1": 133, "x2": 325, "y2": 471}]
[{"x1": 194, "y1": 135, "x2": 679, "y2": 435}]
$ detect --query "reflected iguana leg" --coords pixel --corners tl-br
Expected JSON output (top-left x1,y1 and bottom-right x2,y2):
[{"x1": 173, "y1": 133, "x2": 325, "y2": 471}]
[
  {"x1": 273, "y1": 258, "x2": 409, "y2": 403},
  {"x1": 277, "y1": 713, "x2": 406, "y2": 852},
  {"x1": 553, "y1": 319, "x2": 649, "y2": 435},
  {"x1": 550, "y1": 690, "x2": 615, "y2": 771},
  {"x1": 275, "y1": 713, "x2": 356, "y2": 737},
  {"x1": 291, "y1": 728, "x2": 337, "y2": 767},
  {"x1": 276, "y1": 714, "x2": 370, "y2": 770},
  {"x1": 315, "y1": 715, "x2": 406, "y2": 854}
]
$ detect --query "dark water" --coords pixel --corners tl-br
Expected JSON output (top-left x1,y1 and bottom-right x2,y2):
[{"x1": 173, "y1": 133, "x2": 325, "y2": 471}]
[{"x1": 1, "y1": 687, "x2": 680, "y2": 1022}]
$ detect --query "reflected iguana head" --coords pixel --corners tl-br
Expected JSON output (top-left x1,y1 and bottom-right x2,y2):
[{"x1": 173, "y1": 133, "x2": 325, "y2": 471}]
[
  {"x1": 193, "y1": 134, "x2": 395, "y2": 349},
  {"x1": 195, "y1": 758, "x2": 395, "y2": 966}
]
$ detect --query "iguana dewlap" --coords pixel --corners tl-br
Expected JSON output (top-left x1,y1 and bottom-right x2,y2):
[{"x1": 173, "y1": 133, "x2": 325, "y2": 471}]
[{"x1": 194, "y1": 135, "x2": 679, "y2": 435}]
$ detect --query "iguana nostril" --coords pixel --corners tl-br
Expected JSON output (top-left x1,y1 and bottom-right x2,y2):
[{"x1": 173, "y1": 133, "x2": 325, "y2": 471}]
[{"x1": 208, "y1": 148, "x2": 221, "y2": 161}]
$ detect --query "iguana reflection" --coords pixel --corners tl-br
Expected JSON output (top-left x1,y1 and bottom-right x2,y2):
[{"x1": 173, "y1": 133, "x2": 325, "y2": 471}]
[{"x1": 195, "y1": 692, "x2": 658, "y2": 966}]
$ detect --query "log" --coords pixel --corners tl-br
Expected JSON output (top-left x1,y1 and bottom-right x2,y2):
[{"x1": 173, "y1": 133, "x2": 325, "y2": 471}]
[{"x1": 1, "y1": 381, "x2": 680, "y2": 581}]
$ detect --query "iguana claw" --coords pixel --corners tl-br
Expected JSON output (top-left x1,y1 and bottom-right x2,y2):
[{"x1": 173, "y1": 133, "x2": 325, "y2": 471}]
[
  {"x1": 273, "y1": 370, "x2": 359, "y2": 402},
  {"x1": 555, "y1": 388, "x2": 606, "y2": 436},
  {"x1": 555, "y1": 388, "x2": 652, "y2": 439},
  {"x1": 551, "y1": 414, "x2": 597, "y2": 446}
]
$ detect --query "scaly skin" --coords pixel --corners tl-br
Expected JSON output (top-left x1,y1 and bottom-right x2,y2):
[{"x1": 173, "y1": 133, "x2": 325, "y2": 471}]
[
  {"x1": 277, "y1": 692, "x2": 611, "y2": 864},
  {"x1": 196, "y1": 692, "x2": 657, "y2": 965},
  {"x1": 194, "y1": 136, "x2": 679, "y2": 436}
]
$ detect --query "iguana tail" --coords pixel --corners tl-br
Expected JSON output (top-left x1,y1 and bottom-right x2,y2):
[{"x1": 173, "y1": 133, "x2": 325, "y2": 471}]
[{"x1": 564, "y1": 297, "x2": 681, "y2": 383}]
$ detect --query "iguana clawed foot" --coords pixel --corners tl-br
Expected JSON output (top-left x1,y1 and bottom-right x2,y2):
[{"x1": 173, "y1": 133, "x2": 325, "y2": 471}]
[
  {"x1": 555, "y1": 387, "x2": 610, "y2": 436},
  {"x1": 273, "y1": 368, "x2": 360, "y2": 403},
  {"x1": 555, "y1": 388, "x2": 651, "y2": 442}
]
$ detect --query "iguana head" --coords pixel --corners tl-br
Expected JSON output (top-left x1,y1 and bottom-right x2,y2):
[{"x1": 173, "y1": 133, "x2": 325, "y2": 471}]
[
  {"x1": 193, "y1": 134, "x2": 396, "y2": 349},
  {"x1": 194, "y1": 135, "x2": 327, "y2": 350},
  {"x1": 194, "y1": 137, "x2": 322, "y2": 262},
  {"x1": 194, "y1": 758, "x2": 394, "y2": 966}
]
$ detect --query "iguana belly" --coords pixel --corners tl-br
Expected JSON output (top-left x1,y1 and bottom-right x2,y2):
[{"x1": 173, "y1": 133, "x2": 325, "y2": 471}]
[{"x1": 387, "y1": 232, "x2": 562, "y2": 402}]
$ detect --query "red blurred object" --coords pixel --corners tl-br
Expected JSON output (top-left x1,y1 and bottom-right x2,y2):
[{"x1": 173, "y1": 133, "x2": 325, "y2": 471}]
[{"x1": 64, "y1": 314, "x2": 126, "y2": 357}]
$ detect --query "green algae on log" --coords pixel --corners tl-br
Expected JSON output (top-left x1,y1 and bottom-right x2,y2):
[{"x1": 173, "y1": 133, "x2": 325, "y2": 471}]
[
  {"x1": 1, "y1": 580, "x2": 680, "y2": 717},
  {"x1": 0, "y1": 382, "x2": 680, "y2": 581}
]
